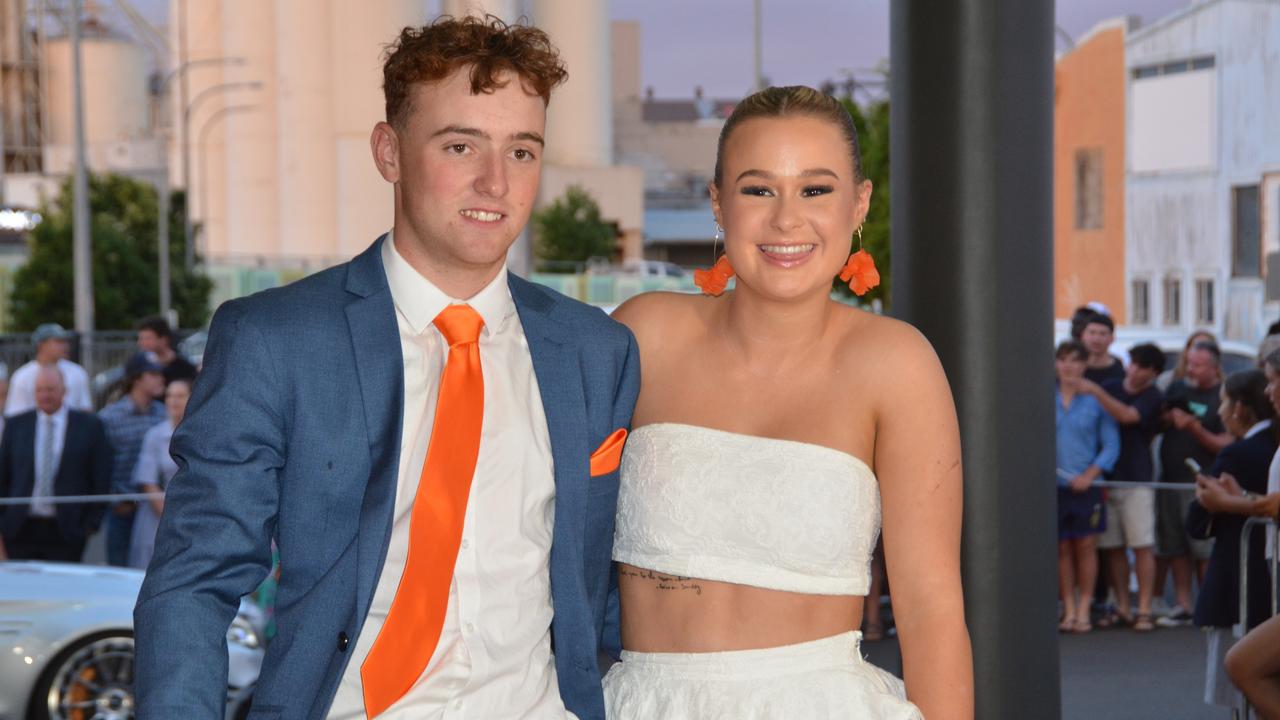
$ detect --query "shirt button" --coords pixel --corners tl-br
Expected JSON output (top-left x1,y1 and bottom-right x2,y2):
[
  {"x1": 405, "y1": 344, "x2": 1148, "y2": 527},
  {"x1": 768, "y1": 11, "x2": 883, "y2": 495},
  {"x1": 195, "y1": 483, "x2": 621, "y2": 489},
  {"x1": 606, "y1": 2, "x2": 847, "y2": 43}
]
[
  {"x1": 460, "y1": 538, "x2": 470, "y2": 550},
  {"x1": 464, "y1": 622, "x2": 476, "y2": 634},
  {"x1": 452, "y1": 699, "x2": 463, "y2": 710}
]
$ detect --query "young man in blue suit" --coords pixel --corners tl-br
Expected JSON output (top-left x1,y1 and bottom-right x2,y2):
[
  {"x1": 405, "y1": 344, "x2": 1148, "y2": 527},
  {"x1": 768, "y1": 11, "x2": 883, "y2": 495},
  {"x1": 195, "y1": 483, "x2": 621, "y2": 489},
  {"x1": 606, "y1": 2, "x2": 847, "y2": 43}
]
[{"x1": 135, "y1": 16, "x2": 639, "y2": 720}]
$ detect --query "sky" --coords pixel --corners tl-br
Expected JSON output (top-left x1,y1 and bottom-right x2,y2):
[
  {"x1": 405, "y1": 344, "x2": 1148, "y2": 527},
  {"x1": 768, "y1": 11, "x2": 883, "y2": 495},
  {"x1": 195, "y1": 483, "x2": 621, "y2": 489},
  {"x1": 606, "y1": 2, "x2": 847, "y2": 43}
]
[{"x1": 128, "y1": 0, "x2": 1195, "y2": 98}]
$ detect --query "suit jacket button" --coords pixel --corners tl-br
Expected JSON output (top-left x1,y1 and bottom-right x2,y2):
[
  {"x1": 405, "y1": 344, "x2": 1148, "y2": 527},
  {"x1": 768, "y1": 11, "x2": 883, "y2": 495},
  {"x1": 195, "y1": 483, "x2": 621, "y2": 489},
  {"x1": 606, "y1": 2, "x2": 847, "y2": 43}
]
[{"x1": 337, "y1": 631, "x2": 349, "y2": 652}]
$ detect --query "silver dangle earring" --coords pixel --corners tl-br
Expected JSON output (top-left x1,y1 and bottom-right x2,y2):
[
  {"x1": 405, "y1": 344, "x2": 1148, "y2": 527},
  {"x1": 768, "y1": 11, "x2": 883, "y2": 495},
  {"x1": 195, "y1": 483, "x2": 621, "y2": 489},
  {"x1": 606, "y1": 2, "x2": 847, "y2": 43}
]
[{"x1": 713, "y1": 223, "x2": 724, "y2": 261}]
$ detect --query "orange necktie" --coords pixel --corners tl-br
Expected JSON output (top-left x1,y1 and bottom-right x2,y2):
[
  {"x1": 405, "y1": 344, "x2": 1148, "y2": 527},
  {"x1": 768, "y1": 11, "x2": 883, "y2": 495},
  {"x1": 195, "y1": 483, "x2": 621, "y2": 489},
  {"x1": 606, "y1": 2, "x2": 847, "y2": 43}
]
[{"x1": 361, "y1": 304, "x2": 485, "y2": 718}]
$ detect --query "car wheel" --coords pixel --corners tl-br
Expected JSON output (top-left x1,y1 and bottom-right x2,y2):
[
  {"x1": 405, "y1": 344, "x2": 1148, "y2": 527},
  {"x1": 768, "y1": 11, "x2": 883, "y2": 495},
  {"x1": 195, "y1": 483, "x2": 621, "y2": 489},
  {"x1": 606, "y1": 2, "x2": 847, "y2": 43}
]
[{"x1": 28, "y1": 630, "x2": 135, "y2": 720}]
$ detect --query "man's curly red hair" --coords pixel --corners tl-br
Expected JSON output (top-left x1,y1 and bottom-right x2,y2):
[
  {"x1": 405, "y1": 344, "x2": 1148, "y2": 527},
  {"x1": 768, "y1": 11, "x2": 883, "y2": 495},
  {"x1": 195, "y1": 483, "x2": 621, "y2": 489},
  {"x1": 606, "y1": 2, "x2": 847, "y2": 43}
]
[{"x1": 382, "y1": 14, "x2": 568, "y2": 129}]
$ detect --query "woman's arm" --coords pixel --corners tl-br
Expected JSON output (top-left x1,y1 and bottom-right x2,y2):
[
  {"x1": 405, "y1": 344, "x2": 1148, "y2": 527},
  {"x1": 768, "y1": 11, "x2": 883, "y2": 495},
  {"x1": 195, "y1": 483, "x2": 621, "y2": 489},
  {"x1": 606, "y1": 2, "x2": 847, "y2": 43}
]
[{"x1": 872, "y1": 321, "x2": 973, "y2": 720}]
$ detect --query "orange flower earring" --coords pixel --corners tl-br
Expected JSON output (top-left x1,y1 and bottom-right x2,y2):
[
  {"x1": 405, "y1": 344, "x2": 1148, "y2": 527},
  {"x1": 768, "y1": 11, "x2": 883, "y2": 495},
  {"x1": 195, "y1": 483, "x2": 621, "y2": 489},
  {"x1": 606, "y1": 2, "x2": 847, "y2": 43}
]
[
  {"x1": 694, "y1": 224, "x2": 735, "y2": 296},
  {"x1": 839, "y1": 224, "x2": 880, "y2": 296}
]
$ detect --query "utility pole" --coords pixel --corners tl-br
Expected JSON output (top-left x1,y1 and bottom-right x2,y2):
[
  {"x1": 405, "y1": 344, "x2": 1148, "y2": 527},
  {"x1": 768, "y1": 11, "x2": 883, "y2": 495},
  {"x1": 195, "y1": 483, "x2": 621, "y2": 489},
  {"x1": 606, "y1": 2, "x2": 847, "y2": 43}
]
[{"x1": 69, "y1": 0, "x2": 94, "y2": 374}]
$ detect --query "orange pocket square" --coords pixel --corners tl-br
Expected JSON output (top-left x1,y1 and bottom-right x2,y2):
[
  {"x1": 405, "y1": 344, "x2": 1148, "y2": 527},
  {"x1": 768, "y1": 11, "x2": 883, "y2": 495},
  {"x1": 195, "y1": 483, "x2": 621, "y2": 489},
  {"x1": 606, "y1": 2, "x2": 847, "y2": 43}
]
[{"x1": 589, "y1": 428, "x2": 628, "y2": 476}]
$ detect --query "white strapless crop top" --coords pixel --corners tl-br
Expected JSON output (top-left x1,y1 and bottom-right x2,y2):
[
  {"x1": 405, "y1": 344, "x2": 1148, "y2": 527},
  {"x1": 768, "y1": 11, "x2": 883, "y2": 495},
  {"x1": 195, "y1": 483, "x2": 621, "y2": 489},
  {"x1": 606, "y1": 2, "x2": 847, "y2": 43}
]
[{"x1": 612, "y1": 423, "x2": 881, "y2": 595}]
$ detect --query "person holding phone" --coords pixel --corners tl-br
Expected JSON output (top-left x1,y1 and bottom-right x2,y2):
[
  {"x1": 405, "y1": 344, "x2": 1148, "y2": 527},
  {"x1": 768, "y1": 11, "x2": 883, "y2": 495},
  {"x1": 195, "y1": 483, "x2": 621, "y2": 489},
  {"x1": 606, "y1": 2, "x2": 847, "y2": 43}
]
[
  {"x1": 1184, "y1": 369, "x2": 1276, "y2": 711},
  {"x1": 1156, "y1": 340, "x2": 1232, "y2": 627}
]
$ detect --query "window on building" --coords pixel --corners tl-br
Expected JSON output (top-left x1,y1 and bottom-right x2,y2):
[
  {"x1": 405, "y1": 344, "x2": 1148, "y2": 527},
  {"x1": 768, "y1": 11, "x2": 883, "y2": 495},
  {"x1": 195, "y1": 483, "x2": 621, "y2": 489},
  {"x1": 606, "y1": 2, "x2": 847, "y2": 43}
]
[
  {"x1": 1164, "y1": 276, "x2": 1181, "y2": 326},
  {"x1": 1196, "y1": 279, "x2": 1214, "y2": 325},
  {"x1": 1234, "y1": 185, "x2": 1261, "y2": 277},
  {"x1": 1074, "y1": 149, "x2": 1103, "y2": 230},
  {"x1": 1131, "y1": 280, "x2": 1150, "y2": 325}
]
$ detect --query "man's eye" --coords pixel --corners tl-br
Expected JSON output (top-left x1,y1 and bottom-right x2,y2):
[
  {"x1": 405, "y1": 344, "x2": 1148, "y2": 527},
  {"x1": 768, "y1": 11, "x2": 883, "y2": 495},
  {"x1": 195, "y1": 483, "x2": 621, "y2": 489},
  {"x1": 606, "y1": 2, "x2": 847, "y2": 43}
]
[
  {"x1": 447, "y1": 144, "x2": 468, "y2": 154},
  {"x1": 513, "y1": 148, "x2": 535, "y2": 161}
]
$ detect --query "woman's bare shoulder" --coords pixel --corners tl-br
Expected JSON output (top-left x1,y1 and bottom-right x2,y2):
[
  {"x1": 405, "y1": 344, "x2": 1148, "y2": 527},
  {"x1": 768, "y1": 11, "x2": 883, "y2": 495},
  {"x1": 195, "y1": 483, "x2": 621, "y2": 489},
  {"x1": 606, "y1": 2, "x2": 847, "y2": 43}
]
[
  {"x1": 612, "y1": 291, "x2": 714, "y2": 343},
  {"x1": 834, "y1": 306, "x2": 945, "y2": 385}
]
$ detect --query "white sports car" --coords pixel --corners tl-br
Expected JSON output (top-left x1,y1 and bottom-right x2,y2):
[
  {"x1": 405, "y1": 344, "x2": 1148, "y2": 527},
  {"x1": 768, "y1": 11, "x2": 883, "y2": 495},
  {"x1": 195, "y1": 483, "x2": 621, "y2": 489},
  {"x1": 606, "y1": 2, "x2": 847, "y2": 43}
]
[{"x1": 0, "y1": 561, "x2": 264, "y2": 720}]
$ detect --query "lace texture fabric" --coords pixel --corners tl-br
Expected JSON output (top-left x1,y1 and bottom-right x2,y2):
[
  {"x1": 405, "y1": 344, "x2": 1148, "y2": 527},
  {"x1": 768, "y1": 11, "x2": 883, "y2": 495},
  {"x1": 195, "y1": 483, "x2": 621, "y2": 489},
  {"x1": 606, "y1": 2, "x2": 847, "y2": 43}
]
[
  {"x1": 602, "y1": 632, "x2": 922, "y2": 720},
  {"x1": 613, "y1": 423, "x2": 881, "y2": 595}
]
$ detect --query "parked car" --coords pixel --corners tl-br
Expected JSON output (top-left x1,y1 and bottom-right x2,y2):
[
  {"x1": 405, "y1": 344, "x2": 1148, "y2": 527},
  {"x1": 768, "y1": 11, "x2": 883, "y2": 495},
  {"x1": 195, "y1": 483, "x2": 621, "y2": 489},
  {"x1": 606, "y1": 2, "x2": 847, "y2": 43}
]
[
  {"x1": 618, "y1": 259, "x2": 688, "y2": 279},
  {"x1": 0, "y1": 561, "x2": 262, "y2": 720}
]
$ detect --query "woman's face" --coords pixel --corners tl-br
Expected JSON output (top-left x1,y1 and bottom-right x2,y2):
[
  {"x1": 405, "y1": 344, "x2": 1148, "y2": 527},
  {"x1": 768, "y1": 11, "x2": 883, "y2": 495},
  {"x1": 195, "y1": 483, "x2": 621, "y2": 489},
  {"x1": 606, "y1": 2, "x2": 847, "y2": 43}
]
[
  {"x1": 710, "y1": 115, "x2": 872, "y2": 301},
  {"x1": 1219, "y1": 387, "x2": 1244, "y2": 438},
  {"x1": 1266, "y1": 364, "x2": 1280, "y2": 416},
  {"x1": 165, "y1": 381, "x2": 191, "y2": 424}
]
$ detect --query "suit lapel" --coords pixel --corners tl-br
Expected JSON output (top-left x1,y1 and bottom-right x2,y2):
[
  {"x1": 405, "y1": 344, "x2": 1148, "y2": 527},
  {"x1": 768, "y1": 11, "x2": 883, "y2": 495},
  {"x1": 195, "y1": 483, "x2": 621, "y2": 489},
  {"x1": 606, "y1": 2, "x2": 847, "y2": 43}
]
[
  {"x1": 15, "y1": 414, "x2": 36, "y2": 497},
  {"x1": 343, "y1": 237, "x2": 405, "y2": 620},
  {"x1": 509, "y1": 276, "x2": 589, "y2": 567}
]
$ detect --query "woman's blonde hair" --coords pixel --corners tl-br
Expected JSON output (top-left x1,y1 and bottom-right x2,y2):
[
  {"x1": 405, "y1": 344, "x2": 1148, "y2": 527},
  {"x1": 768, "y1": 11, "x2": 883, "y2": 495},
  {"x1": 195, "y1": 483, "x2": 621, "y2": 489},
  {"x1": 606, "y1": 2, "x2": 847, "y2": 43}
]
[{"x1": 713, "y1": 85, "x2": 864, "y2": 186}]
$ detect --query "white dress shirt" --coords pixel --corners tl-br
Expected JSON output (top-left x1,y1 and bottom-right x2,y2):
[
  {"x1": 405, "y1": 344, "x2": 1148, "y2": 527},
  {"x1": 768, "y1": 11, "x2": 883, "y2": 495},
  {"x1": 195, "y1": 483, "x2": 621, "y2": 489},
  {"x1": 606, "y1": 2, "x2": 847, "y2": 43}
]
[
  {"x1": 329, "y1": 235, "x2": 570, "y2": 719},
  {"x1": 5, "y1": 359, "x2": 93, "y2": 417},
  {"x1": 30, "y1": 405, "x2": 69, "y2": 518}
]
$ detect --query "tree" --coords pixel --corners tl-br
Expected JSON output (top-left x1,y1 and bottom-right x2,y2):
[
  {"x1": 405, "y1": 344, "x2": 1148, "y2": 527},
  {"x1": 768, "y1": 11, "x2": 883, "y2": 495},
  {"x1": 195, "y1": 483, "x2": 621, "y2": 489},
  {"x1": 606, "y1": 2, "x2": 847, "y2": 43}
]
[
  {"x1": 532, "y1": 185, "x2": 618, "y2": 271},
  {"x1": 10, "y1": 173, "x2": 213, "y2": 330},
  {"x1": 836, "y1": 96, "x2": 891, "y2": 307}
]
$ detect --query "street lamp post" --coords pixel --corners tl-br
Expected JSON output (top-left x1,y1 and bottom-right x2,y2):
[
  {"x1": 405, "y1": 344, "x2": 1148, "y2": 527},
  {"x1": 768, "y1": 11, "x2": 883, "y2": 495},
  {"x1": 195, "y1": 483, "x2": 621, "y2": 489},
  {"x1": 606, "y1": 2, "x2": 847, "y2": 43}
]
[
  {"x1": 182, "y1": 80, "x2": 262, "y2": 272},
  {"x1": 155, "y1": 57, "x2": 246, "y2": 322},
  {"x1": 196, "y1": 104, "x2": 258, "y2": 251},
  {"x1": 69, "y1": 0, "x2": 93, "y2": 375}
]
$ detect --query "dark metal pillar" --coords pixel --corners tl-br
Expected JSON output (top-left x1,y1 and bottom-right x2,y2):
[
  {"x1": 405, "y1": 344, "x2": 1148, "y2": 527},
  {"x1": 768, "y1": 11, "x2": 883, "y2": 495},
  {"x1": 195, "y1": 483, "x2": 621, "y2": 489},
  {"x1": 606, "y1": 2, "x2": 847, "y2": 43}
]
[{"x1": 890, "y1": 1, "x2": 1059, "y2": 718}]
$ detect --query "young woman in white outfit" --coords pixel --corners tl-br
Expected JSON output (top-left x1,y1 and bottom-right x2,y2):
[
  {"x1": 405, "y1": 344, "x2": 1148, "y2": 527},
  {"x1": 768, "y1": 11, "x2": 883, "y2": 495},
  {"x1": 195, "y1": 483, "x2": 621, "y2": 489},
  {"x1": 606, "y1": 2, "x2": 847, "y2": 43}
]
[{"x1": 606, "y1": 86, "x2": 974, "y2": 719}]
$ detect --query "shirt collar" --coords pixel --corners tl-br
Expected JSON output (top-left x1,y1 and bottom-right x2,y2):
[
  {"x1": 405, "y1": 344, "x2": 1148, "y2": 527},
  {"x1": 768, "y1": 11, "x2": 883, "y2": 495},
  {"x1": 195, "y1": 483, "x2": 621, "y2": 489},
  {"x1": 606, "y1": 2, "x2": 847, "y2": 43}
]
[
  {"x1": 381, "y1": 230, "x2": 512, "y2": 337},
  {"x1": 38, "y1": 405, "x2": 68, "y2": 424},
  {"x1": 1245, "y1": 419, "x2": 1272, "y2": 439}
]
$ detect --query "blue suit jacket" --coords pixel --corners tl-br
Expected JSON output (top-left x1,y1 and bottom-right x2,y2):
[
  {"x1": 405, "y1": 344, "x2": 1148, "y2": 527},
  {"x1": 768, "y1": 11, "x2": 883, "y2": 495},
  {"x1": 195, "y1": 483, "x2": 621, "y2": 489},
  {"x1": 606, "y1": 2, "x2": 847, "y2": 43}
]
[{"x1": 134, "y1": 237, "x2": 639, "y2": 719}]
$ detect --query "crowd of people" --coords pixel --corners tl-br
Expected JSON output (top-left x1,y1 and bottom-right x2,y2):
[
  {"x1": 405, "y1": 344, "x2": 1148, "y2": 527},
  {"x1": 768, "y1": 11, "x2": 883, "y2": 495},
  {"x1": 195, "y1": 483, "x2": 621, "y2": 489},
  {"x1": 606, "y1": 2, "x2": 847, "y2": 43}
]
[
  {"x1": 1055, "y1": 303, "x2": 1280, "y2": 714},
  {"x1": 0, "y1": 316, "x2": 197, "y2": 570}
]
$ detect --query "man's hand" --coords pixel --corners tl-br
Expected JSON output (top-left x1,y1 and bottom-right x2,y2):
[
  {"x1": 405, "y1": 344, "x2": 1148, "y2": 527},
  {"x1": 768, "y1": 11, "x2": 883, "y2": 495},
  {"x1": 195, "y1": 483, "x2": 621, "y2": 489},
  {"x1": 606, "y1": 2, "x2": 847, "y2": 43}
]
[
  {"x1": 1069, "y1": 473, "x2": 1094, "y2": 493},
  {"x1": 1170, "y1": 408, "x2": 1198, "y2": 431},
  {"x1": 0, "y1": 536, "x2": 7, "y2": 562},
  {"x1": 112, "y1": 502, "x2": 136, "y2": 517}
]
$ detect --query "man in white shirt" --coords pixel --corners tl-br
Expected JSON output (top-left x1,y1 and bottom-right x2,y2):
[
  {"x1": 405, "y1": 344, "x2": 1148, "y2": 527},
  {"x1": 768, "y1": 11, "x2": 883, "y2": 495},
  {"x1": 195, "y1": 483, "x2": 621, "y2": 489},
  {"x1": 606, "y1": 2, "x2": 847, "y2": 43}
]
[
  {"x1": 5, "y1": 323, "x2": 94, "y2": 416},
  {"x1": 135, "y1": 15, "x2": 639, "y2": 720},
  {"x1": 0, "y1": 366, "x2": 113, "y2": 561}
]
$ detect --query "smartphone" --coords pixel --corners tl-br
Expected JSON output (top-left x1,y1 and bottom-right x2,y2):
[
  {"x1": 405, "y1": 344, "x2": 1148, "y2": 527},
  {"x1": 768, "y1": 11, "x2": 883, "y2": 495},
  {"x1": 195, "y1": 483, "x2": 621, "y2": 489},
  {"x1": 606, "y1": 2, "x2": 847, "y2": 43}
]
[{"x1": 1184, "y1": 458, "x2": 1202, "y2": 474}]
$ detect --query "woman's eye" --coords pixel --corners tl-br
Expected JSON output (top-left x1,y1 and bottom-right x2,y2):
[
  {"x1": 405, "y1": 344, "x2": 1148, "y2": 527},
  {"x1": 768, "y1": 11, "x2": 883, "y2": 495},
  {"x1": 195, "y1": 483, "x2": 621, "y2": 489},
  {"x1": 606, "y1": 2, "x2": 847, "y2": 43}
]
[
  {"x1": 802, "y1": 185, "x2": 834, "y2": 197},
  {"x1": 740, "y1": 185, "x2": 773, "y2": 197}
]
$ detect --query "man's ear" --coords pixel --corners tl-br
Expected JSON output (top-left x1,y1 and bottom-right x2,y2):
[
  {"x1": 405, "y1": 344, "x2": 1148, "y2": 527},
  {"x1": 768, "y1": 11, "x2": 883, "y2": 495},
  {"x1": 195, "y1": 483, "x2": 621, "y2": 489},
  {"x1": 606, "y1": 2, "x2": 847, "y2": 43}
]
[{"x1": 371, "y1": 121, "x2": 400, "y2": 183}]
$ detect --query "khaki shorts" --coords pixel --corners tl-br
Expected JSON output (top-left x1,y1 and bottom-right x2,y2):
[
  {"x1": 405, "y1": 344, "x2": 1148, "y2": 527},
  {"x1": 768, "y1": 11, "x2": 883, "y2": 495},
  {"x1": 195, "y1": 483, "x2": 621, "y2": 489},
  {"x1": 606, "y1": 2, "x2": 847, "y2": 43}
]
[
  {"x1": 1155, "y1": 485, "x2": 1215, "y2": 560},
  {"x1": 1098, "y1": 486, "x2": 1155, "y2": 550}
]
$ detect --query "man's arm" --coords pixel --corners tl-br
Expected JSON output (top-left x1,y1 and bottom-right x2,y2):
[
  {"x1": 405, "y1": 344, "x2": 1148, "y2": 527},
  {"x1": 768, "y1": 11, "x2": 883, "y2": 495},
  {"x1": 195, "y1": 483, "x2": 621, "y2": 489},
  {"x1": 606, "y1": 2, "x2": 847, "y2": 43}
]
[
  {"x1": 133, "y1": 300, "x2": 286, "y2": 719},
  {"x1": 602, "y1": 328, "x2": 640, "y2": 662},
  {"x1": 1076, "y1": 379, "x2": 1140, "y2": 425},
  {"x1": 1172, "y1": 409, "x2": 1234, "y2": 453}
]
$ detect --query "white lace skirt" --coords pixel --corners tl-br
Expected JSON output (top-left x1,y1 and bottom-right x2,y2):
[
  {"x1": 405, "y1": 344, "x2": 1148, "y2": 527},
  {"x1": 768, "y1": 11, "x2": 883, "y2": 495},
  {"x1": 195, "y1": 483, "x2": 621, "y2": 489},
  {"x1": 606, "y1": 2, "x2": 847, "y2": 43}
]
[{"x1": 602, "y1": 632, "x2": 922, "y2": 720}]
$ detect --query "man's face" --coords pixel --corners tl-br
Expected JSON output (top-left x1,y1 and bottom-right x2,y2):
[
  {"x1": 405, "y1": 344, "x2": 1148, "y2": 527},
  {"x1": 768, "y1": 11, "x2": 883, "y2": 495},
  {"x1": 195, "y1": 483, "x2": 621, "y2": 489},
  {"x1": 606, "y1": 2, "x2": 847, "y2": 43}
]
[
  {"x1": 1184, "y1": 348, "x2": 1219, "y2": 388},
  {"x1": 137, "y1": 329, "x2": 159, "y2": 353},
  {"x1": 1056, "y1": 353, "x2": 1086, "y2": 382},
  {"x1": 1126, "y1": 362, "x2": 1158, "y2": 389},
  {"x1": 34, "y1": 369, "x2": 65, "y2": 415},
  {"x1": 1081, "y1": 322, "x2": 1113, "y2": 355},
  {"x1": 376, "y1": 67, "x2": 546, "y2": 284},
  {"x1": 138, "y1": 371, "x2": 164, "y2": 400}
]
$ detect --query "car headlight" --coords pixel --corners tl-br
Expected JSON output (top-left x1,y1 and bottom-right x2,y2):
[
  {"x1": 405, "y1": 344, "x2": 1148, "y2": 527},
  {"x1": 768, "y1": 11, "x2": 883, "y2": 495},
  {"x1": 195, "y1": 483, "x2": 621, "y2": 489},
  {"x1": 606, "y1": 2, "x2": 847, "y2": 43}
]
[{"x1": 227, "y1": 615, "x2": 261, "y2": 650}]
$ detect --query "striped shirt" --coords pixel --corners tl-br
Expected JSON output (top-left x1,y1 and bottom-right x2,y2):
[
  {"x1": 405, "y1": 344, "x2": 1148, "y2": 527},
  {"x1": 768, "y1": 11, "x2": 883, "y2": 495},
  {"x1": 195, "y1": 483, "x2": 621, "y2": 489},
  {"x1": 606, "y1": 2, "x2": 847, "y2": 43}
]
[{"x1": 98, "y1": 397, "x2": 166, "y2": 495}]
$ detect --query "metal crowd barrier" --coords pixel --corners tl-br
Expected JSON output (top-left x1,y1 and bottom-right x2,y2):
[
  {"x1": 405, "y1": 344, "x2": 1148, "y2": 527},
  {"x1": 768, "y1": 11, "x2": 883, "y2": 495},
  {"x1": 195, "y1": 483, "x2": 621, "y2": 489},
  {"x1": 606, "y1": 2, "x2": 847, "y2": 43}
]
[
  {"x1": 1237, "y1": 517, "x2": 1279, "y2": 720},
  {"x1": 0, "y1": 492, "x2": 163, "y2": 506}
]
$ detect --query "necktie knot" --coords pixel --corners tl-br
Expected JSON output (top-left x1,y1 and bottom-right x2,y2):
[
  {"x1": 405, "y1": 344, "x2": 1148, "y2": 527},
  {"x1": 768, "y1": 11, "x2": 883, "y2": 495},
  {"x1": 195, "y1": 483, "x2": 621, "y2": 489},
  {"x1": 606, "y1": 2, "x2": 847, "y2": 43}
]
[{"x1": 433, "y1": 304, "x2": 484, "y2": 347}]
